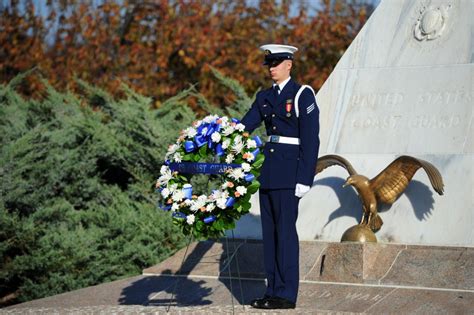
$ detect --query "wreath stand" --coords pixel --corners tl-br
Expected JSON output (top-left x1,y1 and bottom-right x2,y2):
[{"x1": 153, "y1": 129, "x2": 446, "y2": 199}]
[{"x1": 166, "y1": 229, "x2": 245, "y2": 314}]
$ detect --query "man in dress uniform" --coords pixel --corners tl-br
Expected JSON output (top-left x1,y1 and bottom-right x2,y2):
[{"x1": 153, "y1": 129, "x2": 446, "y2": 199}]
[{"x1": 241, "y1": 44, "x2": 320, "y2": 309}]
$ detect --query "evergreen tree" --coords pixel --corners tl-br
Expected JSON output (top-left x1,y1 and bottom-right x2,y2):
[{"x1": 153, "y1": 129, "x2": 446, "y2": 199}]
[{"x1": 0, "y1": 68, "x2": 256, "y2": 305}]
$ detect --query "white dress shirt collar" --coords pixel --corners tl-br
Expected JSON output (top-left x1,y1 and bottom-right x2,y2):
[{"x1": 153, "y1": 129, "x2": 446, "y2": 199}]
[{"x1": 273, "y1": 76, "x2": 291, "y2": 94}]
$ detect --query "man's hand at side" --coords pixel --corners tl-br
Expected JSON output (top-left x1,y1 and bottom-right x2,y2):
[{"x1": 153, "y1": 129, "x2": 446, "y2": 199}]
[{"x1": 295, "y1": 183, "x2": 311, "y2": 198}]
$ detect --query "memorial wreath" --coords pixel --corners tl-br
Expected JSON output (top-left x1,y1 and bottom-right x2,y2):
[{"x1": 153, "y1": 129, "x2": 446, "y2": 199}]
[{"x1": 156, "y1": 115, "x2": 264, "y2": 239}]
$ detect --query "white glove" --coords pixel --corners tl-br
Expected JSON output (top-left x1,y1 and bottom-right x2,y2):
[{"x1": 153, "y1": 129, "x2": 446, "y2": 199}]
[{"x1": 295, "y1": 183, "x2": 311, "y2": 198}]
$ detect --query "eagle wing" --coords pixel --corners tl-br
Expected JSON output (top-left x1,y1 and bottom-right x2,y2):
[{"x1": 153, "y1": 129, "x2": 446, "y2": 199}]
[
  {"x1": 315, "y1": 154, "x2": 358, "y2": 176},
  {"x1": 370, "y1": 155, "x2": 444, "y2": 204}
]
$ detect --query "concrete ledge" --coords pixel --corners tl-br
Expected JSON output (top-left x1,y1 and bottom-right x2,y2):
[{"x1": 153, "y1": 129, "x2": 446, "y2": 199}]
[{"x1": 143, "y1": 240, "x2": 474, "y2": 291}]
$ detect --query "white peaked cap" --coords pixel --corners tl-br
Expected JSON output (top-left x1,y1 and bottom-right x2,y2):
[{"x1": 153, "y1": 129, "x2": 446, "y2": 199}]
[{"x1": 259, "y1": 44, "x2": 298, "y2": 55}]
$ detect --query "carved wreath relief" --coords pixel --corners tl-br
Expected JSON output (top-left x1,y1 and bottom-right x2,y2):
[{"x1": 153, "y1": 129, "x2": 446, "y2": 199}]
[{"x1": 414, "y1": 3, "x2": 452, "y2": 41}]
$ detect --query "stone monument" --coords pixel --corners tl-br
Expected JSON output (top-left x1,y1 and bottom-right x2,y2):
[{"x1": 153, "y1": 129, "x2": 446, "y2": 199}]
[{"x1": 235, "y1": 0, "x2": 473, "y2": 246}]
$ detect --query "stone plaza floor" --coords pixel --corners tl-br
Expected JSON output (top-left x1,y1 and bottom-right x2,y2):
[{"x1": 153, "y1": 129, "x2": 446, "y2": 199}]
[{"x1": 3, "y1": 240, "x2": 474, "y2": 314}]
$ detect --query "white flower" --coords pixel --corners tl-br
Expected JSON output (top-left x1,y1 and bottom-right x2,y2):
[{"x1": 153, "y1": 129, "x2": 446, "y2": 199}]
[
  {"x1": 186, "y1": 214, "x2": 195, "y2": 225},
  {"x1": 169, "y1": 184, "x2": 178, "y2": 192},
  {"x1": 216, "y1": 198, "x2": 227, "y2": 209},
  {"x1": 202, "y1": 116, "x2": 213, "y2": 123},
  {"x1": 211, "y1": 190, "x2": 226, "y2": 200},
  {"x1": 184, "y1": 199, "x2": 192, "y2": 206},
  {"x1": 171, "y1": 203, "x2": 180, "y2": 211},
  {"x1": 173, "y1": 153, "x2": 182, "y2": 162},
  {"x1": 211, "y1": 190, "x2": 220, "y2": 200},
  {"x1": 229, "y1": 168, "x2": 245, "y2": 180},
  {"x1": 234, "y1": 135, "x2": 243, "y2": 143},
  {"x1": 190, "y1": 195, "x2": 207, "y2": 212},
  {"x1": 220, "y1": 117, "x2": 229, "y2": 125},
  {"x1": 241, "y1": 163, "x2": 251, "y2": 172},
  {"x1": 160, "y1": 165, "x2": 170, "y2": 175},
  {"x1": 244, "y1": 153, "x2": 255, "y2": 162},
  {"x1": 222, "y1": 139, "x2": 231, "y2": 149},
  {"x1": 246, "y1": 139, "x2": 257, "y2": 149},
  {"x1": 203, "y1": 114, "x2": 219, "y2": 124},
  {"x1": 190, "y1": 201, "x2": 201, "y2": 212},
  {"x1": 193, "y1": 120, "x2": 203, "y2": 128},
  {"x1": 231, "y1": 141, "x2": 244, "y2": 154},
  {"x1": 225, "y1": 154, "x2": 235, "y2": 164},
  {"x1": 222, "y1": 125, "x2": 235, "y2": 136},
  {"x1": 235, "y1": 123, "x2": 245, "y2": 132},
  {"x1": 167, "y1": 144, "x2": 179, "y2": 155},
  {"x1": 184, "y1": 127, "x2": 197, "y2": 138},
  {"x1": 206, "y1": 203, "x2": 216, "y2": 212},
  {"x1": 211, "y1": 132, "x2": 221, "y2": 143},
  {"x1": 236, "y1": 186, "x2": 247, "y2": 196},
  {"x1": 172, "y1": 189, "x2": 185, "y2": 202},
  {"x1": 201, "y1": 127, "x2": 208, "y2": 135},
  {"x1": 161, "y1": 188, "x2": 170, "y2": 198},
  {"x1": 157, "y1": 167, "x2": 173, "y2": 186}
]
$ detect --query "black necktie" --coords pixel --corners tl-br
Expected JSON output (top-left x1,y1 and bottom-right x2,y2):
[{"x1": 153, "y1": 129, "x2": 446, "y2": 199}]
[{"x1": 273, "y1": 85, "x2": 280, "y2": 98}]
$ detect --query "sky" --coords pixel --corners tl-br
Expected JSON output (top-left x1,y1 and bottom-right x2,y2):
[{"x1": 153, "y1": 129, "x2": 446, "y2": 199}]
[
  {"x1": 2, "y1": 0, "x2": 382, "y2": 18},
  {"x1": 1, "y1": 0, "x2": 382, "y2": 45}
]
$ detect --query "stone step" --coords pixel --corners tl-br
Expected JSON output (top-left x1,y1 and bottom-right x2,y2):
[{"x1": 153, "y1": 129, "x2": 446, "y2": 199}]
[
  {"x1": 4, "y1": 240, "x2": 474, "y2": 314},
  {"x1": 143, "y1": 239, "x2": 474, "y2": 291},
  {"x1": 4, "y1": 275, "x2": 472, "y2": 314},
  {"x1": 2, "y1": 304, "x2": 361, "y2": 315}
]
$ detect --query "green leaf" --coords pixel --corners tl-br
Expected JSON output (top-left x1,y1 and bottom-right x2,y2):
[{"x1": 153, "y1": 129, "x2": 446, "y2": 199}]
[
  {"x1": 241, "y1": 201, "x2": 251, "y2": 212},
  {"x1": 241, "y1": 193, "x2": 251, "y2": 203},
  {"x1": 247, "y1": 181, "x2": 260, "y2": 194},
  {"x1": 196, "y1": 220, "x2": 204, "y2": 232},
  {"x1": 199, "y1": 145, "x2": 207, "y2": 157},
  {"x1": 182, "y1": 154, "x2": 193, "y2": 161},
  {"x1": 223, "y1": 220, "x2": 235, "y2": 231},
  {"x1": 250, "y1": 169, "x2": 260, "y2": 178},
  {"x1": 213, "y1": 219, "x2": 224, "y2": 231},
  {"x1": 252, "y1": 153, "x2": 264, "y2": 168}
]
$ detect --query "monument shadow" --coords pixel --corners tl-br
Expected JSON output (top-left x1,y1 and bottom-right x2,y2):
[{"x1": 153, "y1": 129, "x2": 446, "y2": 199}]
[
  {"x1": 119, "y1": 213, "x2": 266, "y2": 307},
  {"x1": 118, "y1": 241, "x2": 214, "y2": 306},
  {"x1": 312, "y1": 176, "x2": 361, "y2": 227}
]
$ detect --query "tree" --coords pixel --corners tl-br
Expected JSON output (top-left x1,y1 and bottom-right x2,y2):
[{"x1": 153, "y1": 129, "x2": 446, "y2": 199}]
[
  {"x1": 0, "y1": 67, "x2": 263, "y2": 306},
  {"x1": 0, "y1": 0, "x2": 373, "y2": 105}
]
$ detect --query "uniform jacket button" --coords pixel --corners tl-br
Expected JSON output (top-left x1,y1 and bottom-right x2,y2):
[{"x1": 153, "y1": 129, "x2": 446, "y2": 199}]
[
  {"x1": 272, "y1": 126, "x2": 276, "y2": 130},
  {"x1": 271, "y1": 114, "x2": 275, "y2": 117},
  {"x1": 270, "y1": 148, "x2": 275, "y2": 152},
  {"x1": 264, "y1": 114, "x2": 267, "y2": 117}
]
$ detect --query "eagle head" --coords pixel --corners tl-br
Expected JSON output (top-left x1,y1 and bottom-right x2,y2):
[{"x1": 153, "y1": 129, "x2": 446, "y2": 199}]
[{"x1": 343, "y1": 174, "x2": 369, "y2": 188}]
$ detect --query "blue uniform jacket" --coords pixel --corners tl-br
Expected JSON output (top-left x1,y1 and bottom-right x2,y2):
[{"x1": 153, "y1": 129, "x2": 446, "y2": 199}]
[{"x1": 242, "y1": 78, "x2": 320, "y2": 190}]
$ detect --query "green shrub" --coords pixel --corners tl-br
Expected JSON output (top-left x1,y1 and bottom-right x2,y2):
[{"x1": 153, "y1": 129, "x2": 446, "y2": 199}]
[{"x1": 0, "y1": 68, "x2": 257, "y2": 305}]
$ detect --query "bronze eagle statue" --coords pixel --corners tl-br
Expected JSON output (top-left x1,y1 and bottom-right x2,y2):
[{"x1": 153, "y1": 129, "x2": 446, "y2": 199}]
[{"x1": 315, "y1": 155, "x2": 444, "y2": 232}]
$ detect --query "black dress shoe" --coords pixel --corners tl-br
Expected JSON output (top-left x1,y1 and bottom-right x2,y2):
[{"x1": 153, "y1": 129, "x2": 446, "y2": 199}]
[
  {"x1": 262, "y1": 296, "x2": 296, "y2": 309},
  {"x1": 250, "y1": 295, "x2": 271, "y2": 308}
]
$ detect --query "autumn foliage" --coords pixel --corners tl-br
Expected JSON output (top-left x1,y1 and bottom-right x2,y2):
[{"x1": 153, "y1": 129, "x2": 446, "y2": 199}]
[
  {"x1": 0, "y1": 0, "x2": 376, "y2": 306},
  {"x1": 0, "y1": 0, "x2": 372, "y2": 106}
]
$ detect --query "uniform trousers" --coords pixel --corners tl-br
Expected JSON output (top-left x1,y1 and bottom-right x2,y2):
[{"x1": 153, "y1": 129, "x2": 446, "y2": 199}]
[{"x1": 259, "y1": 188, "x2": 300, "y2": 303}]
